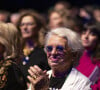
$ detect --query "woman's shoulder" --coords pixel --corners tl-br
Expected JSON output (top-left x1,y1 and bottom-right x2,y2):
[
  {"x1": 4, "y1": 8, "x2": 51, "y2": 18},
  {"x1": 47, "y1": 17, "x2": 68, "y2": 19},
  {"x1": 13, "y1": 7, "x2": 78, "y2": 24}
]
[
  {"x1": 8, "y1": 61, "x2": 22, "y2": 74},
  {"x1": 66, "y1": 68, "x2": 92, "y2": 86},
  {"x1": 34, "y1": 47, "x2": 45, "y2": 53},
  {"x1": 0, "y1": 60, "x2": 26, "y2": 89},
  {"x1": 7, "y1": 62, "x2": 27, "y2": 89},
  {"x1": 71, "y1": 68, "x2": 91, "y2": 81},
  {"x1": 61, "y1": 68, "x2": 91, "y2": 90},
  {"x1": 62, "y1": 68, "x2": 92, "y2": 90}
]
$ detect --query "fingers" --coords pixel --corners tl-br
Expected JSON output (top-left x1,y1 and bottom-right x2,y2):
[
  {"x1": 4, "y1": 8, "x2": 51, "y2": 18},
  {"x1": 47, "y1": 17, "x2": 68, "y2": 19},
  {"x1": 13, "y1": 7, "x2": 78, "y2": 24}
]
[
  {"x1": 27, "y1": 65, "x2": 49, "y2": 89},
  {"x1": 28, "y1": 65, "x2": 48, "y2": 82},
  {"x1": 34, "y1": 65, "x2": 48, "y2": 75},
  {"x1": 30, "y1": 65, "x2": 43, "y2": 75},
  {"x1": 29, "y1": 66, "x2": 39, "y2": 77},
  {"x1": 29, "y1": 65, "x2": 48, "y2": 76},
  {"x1": 27, "y1": 75, "x2": 35, "y2": 84},
  {"x1": 27, "y1": 66, "x2": 43, "y2": 86}
]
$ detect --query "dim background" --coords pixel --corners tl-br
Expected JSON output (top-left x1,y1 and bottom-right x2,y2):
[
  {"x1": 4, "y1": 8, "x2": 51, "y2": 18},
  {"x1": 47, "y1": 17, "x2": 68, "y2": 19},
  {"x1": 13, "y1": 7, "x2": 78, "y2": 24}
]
[{"x1": 0, "y1": 0, "x2": 100, "y2": 13}]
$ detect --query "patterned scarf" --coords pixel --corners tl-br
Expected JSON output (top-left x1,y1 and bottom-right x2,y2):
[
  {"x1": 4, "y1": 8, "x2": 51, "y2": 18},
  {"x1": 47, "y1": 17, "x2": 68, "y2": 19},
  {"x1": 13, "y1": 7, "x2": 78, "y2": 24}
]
[{"x1": 0, "y1": 60, "x2": 12, "y2": 88}]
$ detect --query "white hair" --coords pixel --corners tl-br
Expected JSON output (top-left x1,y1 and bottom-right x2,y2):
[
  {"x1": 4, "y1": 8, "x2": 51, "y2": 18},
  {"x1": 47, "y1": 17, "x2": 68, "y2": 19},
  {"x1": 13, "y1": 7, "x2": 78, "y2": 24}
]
[{"x1": 45, "y1": 27, "x2": 83, "y2": 53}]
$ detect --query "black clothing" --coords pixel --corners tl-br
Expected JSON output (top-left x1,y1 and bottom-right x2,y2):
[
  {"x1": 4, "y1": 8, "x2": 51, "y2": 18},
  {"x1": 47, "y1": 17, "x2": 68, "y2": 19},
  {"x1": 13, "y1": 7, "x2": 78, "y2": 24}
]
[
  {"x1": 49, "y1": 76, "x2": 66, "y2": 89},
  {"x1": 49, "y1": 67, "x2": 72, "y2": 89},
  {"x1": 19, "y1": 47, "x2": 50, "y2": 82},
  {"x1": 1, "y1": 63, "x2": 27, "y2": 90}
]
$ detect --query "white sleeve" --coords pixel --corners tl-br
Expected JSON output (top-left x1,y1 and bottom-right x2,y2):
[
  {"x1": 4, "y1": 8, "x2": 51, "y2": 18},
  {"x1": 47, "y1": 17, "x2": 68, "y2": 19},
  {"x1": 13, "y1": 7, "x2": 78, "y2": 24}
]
[{"x1": 80, "y1": 80, "x2": 92, "y2": 90}]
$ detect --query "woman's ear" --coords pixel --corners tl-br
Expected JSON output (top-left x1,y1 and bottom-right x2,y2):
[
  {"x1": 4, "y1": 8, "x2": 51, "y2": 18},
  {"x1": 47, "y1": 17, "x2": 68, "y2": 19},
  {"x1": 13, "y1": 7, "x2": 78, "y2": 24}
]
[{"x1": 44, "y1": 47, "x2": 47, "y2": 53}]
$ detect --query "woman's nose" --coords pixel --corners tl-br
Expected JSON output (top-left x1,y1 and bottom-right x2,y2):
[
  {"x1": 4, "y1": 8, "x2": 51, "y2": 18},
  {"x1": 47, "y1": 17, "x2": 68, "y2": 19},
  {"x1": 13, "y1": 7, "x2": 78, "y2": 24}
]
[
  {"x1": 84, "y1": 32, "x2": 89, "y2": 39},
  {"x1": 22, "y1": 26, "x2": 29, "y2": 32},
  {"x1": 51, "y1": 48, "x2": 57, "y2": 55}
]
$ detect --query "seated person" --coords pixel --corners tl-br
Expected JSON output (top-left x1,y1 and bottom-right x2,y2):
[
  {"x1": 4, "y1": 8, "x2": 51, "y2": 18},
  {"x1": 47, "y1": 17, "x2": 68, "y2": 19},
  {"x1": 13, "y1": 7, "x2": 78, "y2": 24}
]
[
  {"x1": 27, "y1": 27, "x2": 92, "y2": 90},
  {"x1": 76, "y1": 23, "x2": 100, "y2": 90}
]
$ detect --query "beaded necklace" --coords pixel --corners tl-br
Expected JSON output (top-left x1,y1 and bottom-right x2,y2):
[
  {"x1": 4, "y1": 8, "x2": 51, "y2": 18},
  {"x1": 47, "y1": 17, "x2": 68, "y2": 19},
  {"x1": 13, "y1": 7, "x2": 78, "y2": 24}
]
[
  {"x1": 22, "y1": 47, "x2": 34, "y2": 65},
  {"x1": 22, "y1": 40, "x2": 34, "y2": 65}
]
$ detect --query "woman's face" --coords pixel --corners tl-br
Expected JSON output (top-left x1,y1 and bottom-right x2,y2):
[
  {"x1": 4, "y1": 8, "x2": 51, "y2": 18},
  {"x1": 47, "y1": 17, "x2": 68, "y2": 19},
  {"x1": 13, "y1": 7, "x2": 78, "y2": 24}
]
[
  {"x1": 20, "y1": 15, "x2": 37, "y2": 39},
  {"x1": 49, "y1": 12, "x2": 63, "y2": 29},
  {"x1": 93, "y1": 10, "x2": 100, "y2": 22},
  {"x1": 45, "y1": 35, "x2": 72, "y2": 70},
  {"x1": 54, "y1": 3, "x2": 65, "y2": 11},
  {"x1": 81, "y1": 29, "x2": 98, "y2": 50}
]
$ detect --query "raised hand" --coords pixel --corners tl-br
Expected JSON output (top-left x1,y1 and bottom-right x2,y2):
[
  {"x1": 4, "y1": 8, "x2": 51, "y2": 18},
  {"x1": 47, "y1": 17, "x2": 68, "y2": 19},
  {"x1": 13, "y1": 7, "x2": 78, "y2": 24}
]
[{"x1": 27, "y1": 65, "x2": 49, "y2": 90}]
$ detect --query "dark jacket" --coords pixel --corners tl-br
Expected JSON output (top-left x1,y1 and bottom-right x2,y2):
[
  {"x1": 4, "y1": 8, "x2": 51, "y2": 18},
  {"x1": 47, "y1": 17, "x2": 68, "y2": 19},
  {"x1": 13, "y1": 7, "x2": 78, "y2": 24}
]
[
  {"x1": 19, "y1": 47, "x2": 50, "y2": 82},
  {"x1": 1, "y1": 63, "x2": 27, "y2": 90}
]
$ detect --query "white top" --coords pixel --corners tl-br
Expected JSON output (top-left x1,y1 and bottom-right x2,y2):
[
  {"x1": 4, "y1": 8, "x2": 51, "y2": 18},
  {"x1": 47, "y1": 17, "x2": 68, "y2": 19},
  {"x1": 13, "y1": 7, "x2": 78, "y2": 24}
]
[{"x1": 28, "y1": 68, "x2": 92, "y2": 90}]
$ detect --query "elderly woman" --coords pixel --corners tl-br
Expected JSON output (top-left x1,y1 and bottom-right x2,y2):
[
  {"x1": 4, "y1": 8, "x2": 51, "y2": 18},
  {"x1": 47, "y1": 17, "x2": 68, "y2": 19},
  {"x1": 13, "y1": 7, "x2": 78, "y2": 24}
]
[{"x1": 28, "y1": 27, "x2": 91, "y2": 90}]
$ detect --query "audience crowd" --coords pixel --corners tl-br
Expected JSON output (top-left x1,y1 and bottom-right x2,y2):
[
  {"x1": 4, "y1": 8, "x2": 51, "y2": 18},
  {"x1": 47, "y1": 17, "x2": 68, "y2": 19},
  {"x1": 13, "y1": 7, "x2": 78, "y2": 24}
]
[{"x1": 0, "y1": 1, "x2": 100, "y2": 90}]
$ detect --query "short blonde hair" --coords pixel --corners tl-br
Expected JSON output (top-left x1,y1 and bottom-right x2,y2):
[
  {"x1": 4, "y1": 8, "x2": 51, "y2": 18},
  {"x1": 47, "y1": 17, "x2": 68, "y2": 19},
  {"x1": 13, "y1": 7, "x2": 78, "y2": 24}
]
[{"x1": 0, "y1": 22, "x2": 21, "y2": 60}]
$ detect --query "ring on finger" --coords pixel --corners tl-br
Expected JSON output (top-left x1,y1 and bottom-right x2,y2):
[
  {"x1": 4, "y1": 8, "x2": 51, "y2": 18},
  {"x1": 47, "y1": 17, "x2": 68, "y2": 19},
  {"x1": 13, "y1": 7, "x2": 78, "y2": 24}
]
[{"x1": 32, "y1": 74, "x2": 37, "y2": 80}]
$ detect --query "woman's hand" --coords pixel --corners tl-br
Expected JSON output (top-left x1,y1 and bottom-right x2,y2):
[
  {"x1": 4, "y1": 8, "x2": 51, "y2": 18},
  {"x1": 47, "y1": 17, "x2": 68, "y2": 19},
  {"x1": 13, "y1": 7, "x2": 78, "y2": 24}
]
[{"x1": 27, "y1": 65, "x2": 49, "y2": 90}]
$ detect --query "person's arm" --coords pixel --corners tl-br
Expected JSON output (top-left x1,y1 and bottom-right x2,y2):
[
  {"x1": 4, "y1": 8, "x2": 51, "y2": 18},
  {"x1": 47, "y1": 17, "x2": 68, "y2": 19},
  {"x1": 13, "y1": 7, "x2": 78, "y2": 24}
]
[
  {"x1": 91, "y1": 77, "x2": 100, "y2": 90},
  {"x1": 27, "y1": 65, "x2": 49, "y2": 90}
]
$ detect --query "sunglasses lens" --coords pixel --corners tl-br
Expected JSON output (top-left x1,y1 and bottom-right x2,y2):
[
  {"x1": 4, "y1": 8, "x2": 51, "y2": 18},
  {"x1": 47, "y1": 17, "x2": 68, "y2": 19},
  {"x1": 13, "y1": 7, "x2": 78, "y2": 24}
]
[
  {"x1": 56, "y1": 46, "x2": 64, "y2": 52},
  {"x1": 46, "y1": 45, "x2": 64, "y2": 52},
  {"x1": 46, "y1": 46, "x2": 53, "y2": 52}
]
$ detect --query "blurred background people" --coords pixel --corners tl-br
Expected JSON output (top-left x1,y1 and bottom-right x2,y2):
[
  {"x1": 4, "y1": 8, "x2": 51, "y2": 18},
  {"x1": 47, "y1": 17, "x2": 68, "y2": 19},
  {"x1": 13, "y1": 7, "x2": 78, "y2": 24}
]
[
  {"x1": 10, "y1": 12, "x2": 20, "y2": 26},
  {"x1": 47, "y1": 8, "x2": 71, "y2": 30},
  {"x1": 76, "y1": 22, "x2": 100, "y2": 90},
  {"x1": 93, "y1": 7, "x2": 100, "y2": 23},
  {"x1": 28, "y1": 28, "x2": 91, "y2": 90},
  {"x1": 54, "y1": 1, "x2": 70, "y2": 12},
  {"x1": 48, "y1": 9, "x2": 65, "y2": 29},
  {"x1": 0, "y1": 10, "x2": 10, "y2": 22},
  {"x1": 0, "y1": 22, "x2": 26, "y2": 90},
  {"x1": 47, "y1": 8, "x2": 82, "y2": 34},
  {"x1": 17, "y1": 10, "x2": 50, "y2": 87},
  {"x1": 78, "y1": 6, "x2": 93, "y2": 24}
]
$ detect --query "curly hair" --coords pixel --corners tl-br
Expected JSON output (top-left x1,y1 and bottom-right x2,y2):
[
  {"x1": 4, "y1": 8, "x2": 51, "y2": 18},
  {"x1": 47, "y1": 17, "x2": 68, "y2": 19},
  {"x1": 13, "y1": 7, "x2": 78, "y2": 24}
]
[{"x1": 17, "y1": 9, "x2": 47, "y2": 47}]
